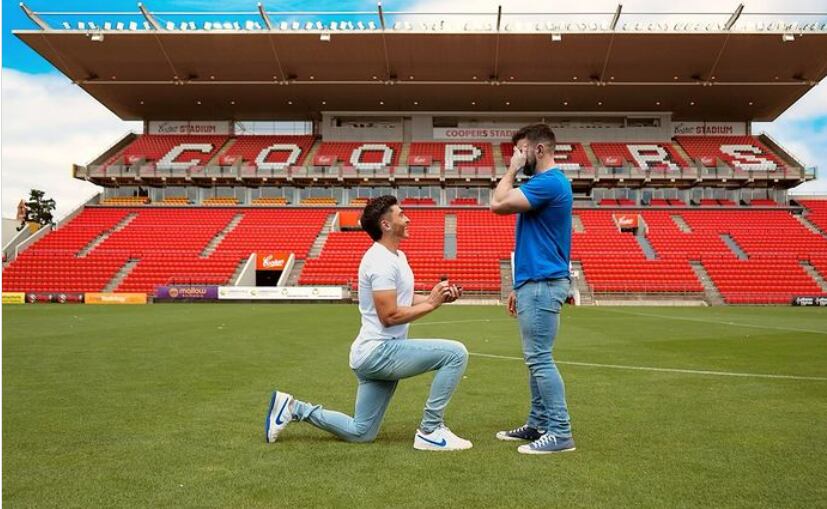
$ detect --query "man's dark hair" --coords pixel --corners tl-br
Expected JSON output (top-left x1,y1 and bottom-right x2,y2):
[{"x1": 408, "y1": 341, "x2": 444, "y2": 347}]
[
  {"x1": 511, "y1": 123, "x2": 556, "y2": 149},
  {"x1": 361, "y1": 195, "x2": 398, "y2": 241}
]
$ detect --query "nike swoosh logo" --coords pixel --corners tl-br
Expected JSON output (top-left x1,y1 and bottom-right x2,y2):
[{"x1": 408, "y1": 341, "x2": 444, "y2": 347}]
[
  {"x1": 417, "y1": 435, "x2": 447, "y2": 447},
  {"x1": 274, "y1": 398, "x2": 289, "y2": 425}
]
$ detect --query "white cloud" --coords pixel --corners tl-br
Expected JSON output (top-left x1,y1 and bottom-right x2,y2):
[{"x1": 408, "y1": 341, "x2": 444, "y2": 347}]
[
  {"x1": 753, "y1": 77, "x2": 826, "y2": 195},
  {"x1": 1, "y1": 69, "x2": 141, "y2": 219}
]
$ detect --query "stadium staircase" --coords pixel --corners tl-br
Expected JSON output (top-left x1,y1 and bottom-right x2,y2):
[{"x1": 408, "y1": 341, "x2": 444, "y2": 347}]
[
  {"x1": 583, "y1": 144, "x2": 601, "y2": 169},
  {"x1": 104, "y1": 258, "x2": 140, "y2": 292},
  {"x1": 200, "y1": 213, "x2": 244, "y2": 257},
  {"x1": 720, "y1": 234, "x2": 749, "y2": 260},
  {"x1": 207, "y1": 138, "x2": 237, "y2": 166},
  {"x1": 571, "y1": 261, "x2": 594, "y2": 305},
  {"x1": 444, "y1": 214, "x2": 457, "y2": 260},
  {"x1": 284, "y1": 260, "x2": 305, "y2": 286},
  {"x1": 572, "y1": 214, "x2": 585, "y2": 233},
  {"x1": 799, "y1": 201, "x2": 827, "y2": 234},
  {"x1": 302, "y1": 138, "x2": 323, "y2": 168},
  {"x1": 309, "y1": 214, "x2": 338, "y2": 258},
  {"x1": 690, "y1": 261, "x2": 725, "y2": 305},
  {"x1": 77, "y1": 212, "x2": 138, "y2": 257},
  {"x1": 398, "y1": 142, "x2": 411, "y2": 169},
  {"x1": 635, "y1": 234, "x2": 658, "y2": 260},
  {"x1": 229, "y1": 257, "x2": 250, "y2": 285},
  {"x1": 793, "y1": 214, "x2": 826, "y2": 237},
  {"x1": 670, "y1": 143, "x2": 695, "y2": 168},
  {"x1": 491, "y1": 144, "x2": 506, "y2": 169},
  {"x1": 670, "y1": 214, "x2": 692, "y2": 233},
  {"x1": 499, "y1": 259, "x2": 513, "y2": 301},
  {"x1": 799, "y1": 261, "x2": 827, "y2": 292}
]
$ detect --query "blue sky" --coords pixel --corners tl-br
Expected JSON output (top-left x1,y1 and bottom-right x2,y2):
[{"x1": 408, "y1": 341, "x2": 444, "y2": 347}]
[
  {"x1": 2, "y1": 0, "x2": 826, "y2": 217},
  {"x1": 3, "y1": 0, "x2": 380, "y2": 73}
]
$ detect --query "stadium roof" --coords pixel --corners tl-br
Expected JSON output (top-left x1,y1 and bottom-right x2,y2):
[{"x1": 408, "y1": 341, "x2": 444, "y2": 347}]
[{"x1": 14, "y1": 7, "x2": 827, "y2": 122}]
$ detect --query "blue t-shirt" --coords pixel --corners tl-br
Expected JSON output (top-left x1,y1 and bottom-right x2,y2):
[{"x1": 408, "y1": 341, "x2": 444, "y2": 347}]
[{"x1": 514, "y1": 168, "x2": 572, "y2": 287}]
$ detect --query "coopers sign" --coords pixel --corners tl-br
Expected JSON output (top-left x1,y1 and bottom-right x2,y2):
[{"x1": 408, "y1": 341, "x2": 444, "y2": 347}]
[
  {"x1": 434, "y1": 128, "x2": 517, "y2": 140},
  {"x1": 256, "y1": 252, "x2": 290, "y2": 271}
]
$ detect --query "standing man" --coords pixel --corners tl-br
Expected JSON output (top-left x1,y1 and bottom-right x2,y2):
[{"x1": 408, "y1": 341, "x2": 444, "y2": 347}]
[
  {"x1": 490, "y1": 123, "x2": 575, "y2": 454},
  {"x1": 265, "y1": 195, "x2": 473, "y2": 451}
]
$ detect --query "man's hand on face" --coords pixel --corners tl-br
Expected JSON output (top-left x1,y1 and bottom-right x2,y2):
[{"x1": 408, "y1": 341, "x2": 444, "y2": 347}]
[{"x1": 509, "y1": 146, "x2": 526, "y2": 174}]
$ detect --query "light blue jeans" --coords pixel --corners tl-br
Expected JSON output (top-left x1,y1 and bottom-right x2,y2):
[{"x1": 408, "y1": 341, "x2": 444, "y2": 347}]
[
  {"x1": 516, "y1": 278, "x2": 572, "y2": 438},
  {"x1": 292, "y1": 338, "x2": 468, "y2": 442}
]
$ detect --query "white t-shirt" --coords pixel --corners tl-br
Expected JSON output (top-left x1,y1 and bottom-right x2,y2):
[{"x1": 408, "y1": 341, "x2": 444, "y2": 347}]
[{"x1": 349, "y1": 242, "x2": 415, "y2": 369}]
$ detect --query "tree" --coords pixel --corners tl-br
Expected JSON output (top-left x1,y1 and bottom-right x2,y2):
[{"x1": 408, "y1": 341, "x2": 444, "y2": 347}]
[{"x1": 21, "y1": 189, "x2": 56, "y2": 229}]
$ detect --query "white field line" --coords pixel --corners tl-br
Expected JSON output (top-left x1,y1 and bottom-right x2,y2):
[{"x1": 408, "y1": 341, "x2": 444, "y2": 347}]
[
  {"x1": 469, "y1": 352, "x2": 827, "y2": 382},
  {"x1": 602, "y1": 309, "x2": 827, "y2": 336}
]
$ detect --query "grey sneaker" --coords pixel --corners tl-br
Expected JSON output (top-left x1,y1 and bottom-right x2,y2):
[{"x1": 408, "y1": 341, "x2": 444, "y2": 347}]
[
  {"x1": 495, "y1": 425, "x2": 544, "y2": 442},
  {"x1": 517, "y1": 434, "x2": 576, "y2": 454}
]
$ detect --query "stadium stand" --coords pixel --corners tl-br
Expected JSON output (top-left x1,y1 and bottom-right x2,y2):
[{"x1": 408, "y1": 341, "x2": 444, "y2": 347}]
[
  {"x1": 407, "y1": 142, "x2": 494, "y2": 169},
  {"x1": 750, "y1": 199, "x2": 778, "y2": 207},
  {"x1": 101, "y1": 196, "x2": 150, "y2": 206},
  {"x1": 300, "y1": 197, "x2": 338, "y2": 206},
  {"x1": 349, "y1": 197, "x2": 370, "y2": 207},
  {"x1": 159, "y1": 196, "x2": 191, "y2": 205},
  {"x1": 449, "y1": 198, "x2": 479, "y2": 206},
  {"x1": 220, "y1": 135, "x2": 316, "y2": 167},
  {"x1": 400, "y1": 198, "x2": 437, "y2": 206},
  {"x1": 675, "y1": 136, "x2": 784, "y2": 171},
  {"x1": 215, "y1": 209, "x2": 329, "y2": 260},
  {"x1": 251, "y1": 197, "x2": 289, "y2": 206},
  {"x1": 800, "y1": 200, "x2": 827, "y2": 233},
  {"x1": 313, "y1": 142, "x2": 402, "y2": 168},
  {"x1": 203, "y1": 197, "x2": 240, "y2": 206},
  {"x1": 500, "y1": 142, "x2": 592, "y2": 170},
  {"x1": 2, "y1": 208, "x2": 133, "y2": 292},
  {"x1": 109, "y1": 134, "x2": 228, "y2": 168},
  {"x1": 301, "y1": 210, "x2": 501, "y2": 292},
  {"x1": 591, "y1": 142, "x2": 687, "y2": 170}
]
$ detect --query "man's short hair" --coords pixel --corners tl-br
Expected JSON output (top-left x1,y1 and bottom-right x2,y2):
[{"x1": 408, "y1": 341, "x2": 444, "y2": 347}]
[
  {"x1": 511, "y1": 123, "x2": 556, "y2": 149},
  {"x1": 361, "y1": 195, "x2": 398, "y2": 241}
]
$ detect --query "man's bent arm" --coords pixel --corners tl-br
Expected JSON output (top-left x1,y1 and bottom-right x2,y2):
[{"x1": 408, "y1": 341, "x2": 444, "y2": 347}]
[
  {"x1": 490, "y1": 167, "x2": 531, "y2": 215},
  {"x1": 374, "y1": 290, "x2": 437, "y2": 327}
]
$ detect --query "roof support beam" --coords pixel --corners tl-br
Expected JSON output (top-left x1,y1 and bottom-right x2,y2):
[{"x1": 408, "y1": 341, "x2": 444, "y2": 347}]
[
  {"x1": 492, "y1": 5, "x2": 502, "y2": 81},
  {"x1": 599, "y1": 5, "x2": 623, "y2": 83},
  {"x1": 258, "y1": 2, "x2": 273, "y2": 31},
  {"x1": 704, "y1": 34, "x2": 732, "y2": 84},
  {"x1": 377, "y1": 2, "x2": 392, "y2": 79},
  {"x1": 138, "y1": 2, "x2": 162, "y2": 31},
  {"x1": 610, "y1": 4, "x2": 622, "y2": 31},
  {"x1": 265, "y1": 34, "x2": 286, "y2": 82},
  {"x1": 19, "y1": 3, "x2": 50, "y2": 30},
  {"x1": 724, "y1": 4, "x2": 744, "y2": 31}
]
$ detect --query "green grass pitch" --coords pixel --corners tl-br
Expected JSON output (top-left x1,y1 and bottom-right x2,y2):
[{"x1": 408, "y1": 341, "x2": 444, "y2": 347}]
[{"x1": 3, "y1": 304, "x2": 826, "y2": 507}]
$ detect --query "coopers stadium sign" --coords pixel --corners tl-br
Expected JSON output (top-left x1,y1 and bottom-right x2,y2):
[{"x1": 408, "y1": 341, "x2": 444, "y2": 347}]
[{"x1": 433, "y1": 128, "x2": 517, "y2": 140}]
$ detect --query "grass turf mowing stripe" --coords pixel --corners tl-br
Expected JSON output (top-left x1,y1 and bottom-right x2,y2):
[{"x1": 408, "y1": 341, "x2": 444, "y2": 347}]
[
  {"x1": 602, "y1": 308, "x2": 827, "y2": 336},
  {"x1": 469, "y1": 352, "x2": 827, "y2": 381}
]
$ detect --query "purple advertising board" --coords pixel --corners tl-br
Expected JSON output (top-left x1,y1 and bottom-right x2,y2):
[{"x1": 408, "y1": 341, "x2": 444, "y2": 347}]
[{"x1": 154, "y1": 285, "x2": 219, "y2": 301}]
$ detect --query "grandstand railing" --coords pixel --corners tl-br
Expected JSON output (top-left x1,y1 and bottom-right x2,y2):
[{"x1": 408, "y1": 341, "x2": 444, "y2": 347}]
[{"x1": 79, "y1": 163, "x2": 815, "y2": 182}]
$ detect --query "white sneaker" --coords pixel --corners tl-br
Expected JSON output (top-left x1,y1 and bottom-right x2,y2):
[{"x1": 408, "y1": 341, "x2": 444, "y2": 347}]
[
  {"x1": 265, "y1": 391, "x2": 294, "y2": 443},
  {"x1": 413, "y1": 425, "x2": 473, "y2": 451}
]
